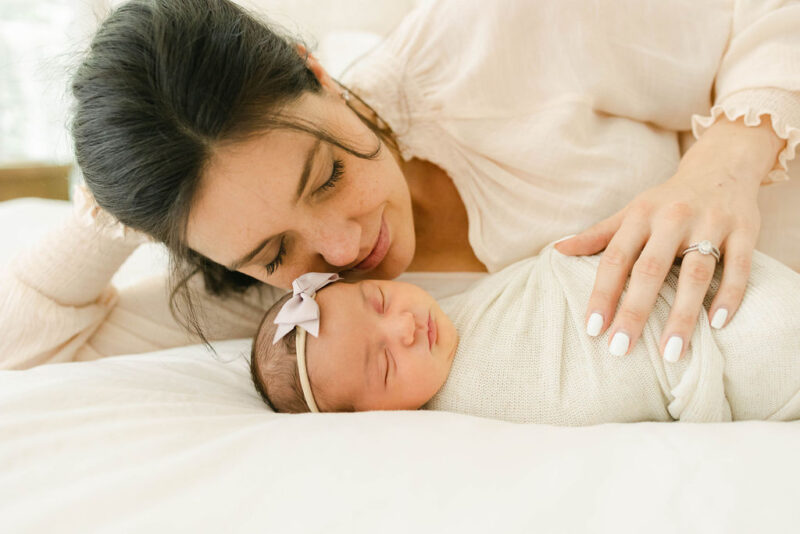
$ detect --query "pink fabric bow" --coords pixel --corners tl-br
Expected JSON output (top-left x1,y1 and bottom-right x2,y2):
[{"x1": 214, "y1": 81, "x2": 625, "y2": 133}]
[{"x1": 272, "y1": 272, "x2": 341, "y2": 344}]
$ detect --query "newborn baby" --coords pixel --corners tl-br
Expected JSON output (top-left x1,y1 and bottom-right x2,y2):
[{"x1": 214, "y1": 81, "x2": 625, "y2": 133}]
[{"x1": 250, "y1": 241, "x2": 800, "y2": 424}]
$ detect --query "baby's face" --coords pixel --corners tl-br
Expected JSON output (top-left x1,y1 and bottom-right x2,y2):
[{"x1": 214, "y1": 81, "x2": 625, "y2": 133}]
[{"x1": 307, "y1": 280, "x2": 458, "y2": 412}]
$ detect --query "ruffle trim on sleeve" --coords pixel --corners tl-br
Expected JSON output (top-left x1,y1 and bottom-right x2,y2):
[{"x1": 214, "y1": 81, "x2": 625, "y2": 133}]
[
  {"x1": 72, "y1": 184, "x2": 150, "y2": 245},
  {"x1": 691, "y1": 94, "x2": 800, "y2": 185}
]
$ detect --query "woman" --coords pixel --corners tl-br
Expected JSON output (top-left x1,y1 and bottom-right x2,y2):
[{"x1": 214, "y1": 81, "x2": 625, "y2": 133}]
[{"x1": 1, "y1": 0, "x2": 798, "y2": 369}]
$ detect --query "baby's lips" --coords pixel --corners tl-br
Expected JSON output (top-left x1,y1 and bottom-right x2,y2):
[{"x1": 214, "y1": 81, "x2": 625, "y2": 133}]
[{"x1": 427, "y1": 311, "x2": 437, "y2": 350}]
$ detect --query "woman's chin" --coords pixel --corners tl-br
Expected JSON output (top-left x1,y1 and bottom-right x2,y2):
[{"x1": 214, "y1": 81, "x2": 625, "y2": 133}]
[
  {"x1": 383, "y1": 223, "x2": 416, "y2": 278},
  {"x1": 375, "y1": 246, "x2": 414, "y2": 280}
]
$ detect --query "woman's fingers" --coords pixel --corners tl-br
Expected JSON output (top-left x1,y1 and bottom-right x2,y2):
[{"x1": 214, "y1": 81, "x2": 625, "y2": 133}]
[
  {"x1": 582, "y1": 214, "x2": 650, "y2": 346},
  {"x1": 602, "y1": 230, "x2": 686, "y2": 357},
  {"x1": 561, "y1": 179, "x2": 759, "y2": 364},
  {"x1": 707, "y1": 230, "x2": 756, "y2": 330},
  {"x1": 554, "y1": 209, "x2": 625, "y2": 256},
  {"x1": 658, "y1": 235, "x2": 724, "y2": 362}
]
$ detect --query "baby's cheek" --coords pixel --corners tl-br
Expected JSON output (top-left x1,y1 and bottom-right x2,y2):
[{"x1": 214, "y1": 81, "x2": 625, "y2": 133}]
[{"x1": 402, "y1": 364, "x2": 437, "y2": 407}]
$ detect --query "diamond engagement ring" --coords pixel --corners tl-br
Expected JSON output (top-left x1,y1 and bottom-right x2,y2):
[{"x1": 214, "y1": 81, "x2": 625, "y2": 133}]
[{"x1": 680, "y1": 240, "x2": 721, "y2": 262}]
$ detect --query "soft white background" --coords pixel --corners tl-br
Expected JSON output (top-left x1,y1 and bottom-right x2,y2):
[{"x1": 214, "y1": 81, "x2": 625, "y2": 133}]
[{"x1": 0, "y1": 0, "x2": 421, "y2": 168}]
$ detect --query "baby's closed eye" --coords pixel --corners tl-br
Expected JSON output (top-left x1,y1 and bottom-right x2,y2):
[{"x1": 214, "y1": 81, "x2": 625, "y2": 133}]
[{"x1": 384, "y1": 349, "x2": 393, "y2": 386}]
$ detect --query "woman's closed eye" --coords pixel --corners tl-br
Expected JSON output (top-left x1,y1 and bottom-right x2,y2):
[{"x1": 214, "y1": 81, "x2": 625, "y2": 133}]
[
  {"x1": 315, "y1": 158, "x2": 344, "y2": 195},
  {"x1": 264, "y1": 238, "x2": 286, "y2": 275},
  {"x1": 262, "y1": 159, "x2": 345, "y2": 275}
]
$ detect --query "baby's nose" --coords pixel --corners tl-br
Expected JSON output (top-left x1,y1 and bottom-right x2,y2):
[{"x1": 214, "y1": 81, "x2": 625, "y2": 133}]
[{"x1": 396, "y1": 311, "x2": 417, "y2": 346}]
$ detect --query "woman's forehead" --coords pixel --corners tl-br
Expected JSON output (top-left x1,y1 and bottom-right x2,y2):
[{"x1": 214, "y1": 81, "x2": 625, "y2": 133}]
[
  {"x1": 209, "y1": 127, "x2": 318, "y2": 176},
  {"x1": 204, "y1": 92, "x2": 330, "y2": 177},
  {"x1": 186, "y1": 129, "x2": 322, "y2": 260},
  {"x1": 186, "y1": 93, "x2": 334, "y2": 253}
]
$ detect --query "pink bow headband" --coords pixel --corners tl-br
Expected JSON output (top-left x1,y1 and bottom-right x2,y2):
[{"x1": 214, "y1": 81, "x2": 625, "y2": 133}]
[
  {"x1": 272, "y1": 272, "x2": 341, "y2": 344},
  {"x1": 272, "y1": 272, "x2": 341, "y2": 412}
]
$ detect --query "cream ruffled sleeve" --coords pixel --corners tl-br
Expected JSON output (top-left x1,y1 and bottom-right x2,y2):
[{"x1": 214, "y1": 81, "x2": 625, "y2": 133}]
[
  {"x1": 0, "y1": 186, "x2": 282, "y2": 370},
  {"x1": 691, "y1": 0, "x2": 800, "y2": 184}
]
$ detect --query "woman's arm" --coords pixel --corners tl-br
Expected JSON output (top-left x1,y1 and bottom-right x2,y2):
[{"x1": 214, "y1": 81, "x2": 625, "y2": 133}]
[
  {"x1": 0, "y1": 187, "x2": 145, "y2": 369},
  {"x1": 556, "y1": 0, "x2": 800, "y2": 362},
  {"x1": 557, "y1": 114, "x2": 786, "y2": 362},
  {"x1": 0, "y1": 188, "x2": 282, "y2": 370}
]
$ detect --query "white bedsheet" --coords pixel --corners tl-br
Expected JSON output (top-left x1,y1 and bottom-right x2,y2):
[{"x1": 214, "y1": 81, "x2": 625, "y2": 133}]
[
  {"x1": 2, "y1": 198, "x2": 800, "y2": 533},
  {"x1": 2, "y1": 339, "x2": 800, "y2": 534}
]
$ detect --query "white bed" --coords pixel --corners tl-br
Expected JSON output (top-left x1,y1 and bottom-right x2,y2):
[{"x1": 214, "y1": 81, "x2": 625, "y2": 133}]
[{"x1": 2, "y1": 198, "x2": 800, "y2": 534}]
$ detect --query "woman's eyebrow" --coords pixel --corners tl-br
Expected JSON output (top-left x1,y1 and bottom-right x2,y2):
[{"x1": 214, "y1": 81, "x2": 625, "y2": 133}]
[
  {"x1": 226, "y1": 140, "x2": 323, "y2": 271},
  {"x1": 227, "y1": 236, "x2": 273, "y2": 271},
  {"x1": 294, "y1": 139, "x2": 323, "y2": 201}
]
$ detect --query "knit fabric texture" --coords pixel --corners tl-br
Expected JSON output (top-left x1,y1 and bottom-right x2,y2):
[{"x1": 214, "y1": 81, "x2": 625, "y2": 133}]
[{"x1": 425, "y1": 241, "x2": 800, "y2": 424}]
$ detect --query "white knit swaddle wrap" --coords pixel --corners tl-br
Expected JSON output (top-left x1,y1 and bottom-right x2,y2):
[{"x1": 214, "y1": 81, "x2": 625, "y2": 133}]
[{"x1": 425, "y1": 242, "x2": 800, "y2": 425}]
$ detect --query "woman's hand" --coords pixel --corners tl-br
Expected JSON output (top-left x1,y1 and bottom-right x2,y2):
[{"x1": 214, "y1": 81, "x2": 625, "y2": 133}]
[{"x1": 555, "y1": 116, "x2": 786, "y2": 362}]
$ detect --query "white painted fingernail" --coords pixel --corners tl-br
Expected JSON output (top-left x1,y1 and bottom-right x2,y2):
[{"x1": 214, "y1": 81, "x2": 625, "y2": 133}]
[
  {"x1": 586, "y1": 312, "x2": 604, "y2": 337},
  {"x1": 609, "y1": 332, "x2": 630, "y2": 357},
  {"x1": 553, "y1": 233, "x2": 577, "y2": 245},
  {"x1": 711, "y1": 308, "x2": 728, "y2": 329},
  {"x1": 664, "y1": 336, "x2": 683, "y2": 363}
]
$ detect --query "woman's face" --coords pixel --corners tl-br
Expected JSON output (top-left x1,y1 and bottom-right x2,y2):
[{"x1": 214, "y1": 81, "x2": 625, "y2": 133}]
[
  {"x1": 186, "y1": 61, "x2": 415, "y2": 289},
  {"x1": 306, "y1": 280, "x2": 458, "y2": 412}
]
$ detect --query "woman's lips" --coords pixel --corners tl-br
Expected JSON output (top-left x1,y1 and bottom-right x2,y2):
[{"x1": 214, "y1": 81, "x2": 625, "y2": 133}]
[
  {"x1": 427, "y1": 312, "x2": 437, "y2": 350},
  {"x1": 353, "y1": 216, "x2": 390, "y2": 272}
]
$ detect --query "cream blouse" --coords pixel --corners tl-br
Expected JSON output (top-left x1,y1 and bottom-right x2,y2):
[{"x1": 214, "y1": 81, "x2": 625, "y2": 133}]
[
  {"x1": 341, "y1": 0, "x2": 800, "y2": 272},
  {"x1": 2, "y1": 0, "x2": 799, "y2": 369}
]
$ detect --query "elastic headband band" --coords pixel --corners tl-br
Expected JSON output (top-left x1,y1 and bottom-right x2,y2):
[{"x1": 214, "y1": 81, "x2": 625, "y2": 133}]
[{"x1": 295, "y1": 327, "x2": 319, "y2": 413}]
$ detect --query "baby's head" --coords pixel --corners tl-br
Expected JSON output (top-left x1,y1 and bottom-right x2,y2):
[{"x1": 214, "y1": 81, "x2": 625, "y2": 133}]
[{"x1": 250, "y1": 274, "x2": 458, "y2": 413}]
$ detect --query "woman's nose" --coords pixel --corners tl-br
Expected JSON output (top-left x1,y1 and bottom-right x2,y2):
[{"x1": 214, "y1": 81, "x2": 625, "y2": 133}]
[{"x1": 312, "y1": 218, "x2": 362, "y2": 268}]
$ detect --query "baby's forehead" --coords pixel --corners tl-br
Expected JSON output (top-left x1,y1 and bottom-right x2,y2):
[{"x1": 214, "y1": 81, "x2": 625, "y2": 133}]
[
  {"x1": 322, "y1": 278, "x2": 403, "y2": 314},
  {"x1": 317, "y1": 280, "x2": 367, "y2": 306},
  {"x1": 306, "y1": 283, "x2": 368, "y2": 387},
  {"x1": 314, "y1": 282, "x2": 364, "y2": 336}
]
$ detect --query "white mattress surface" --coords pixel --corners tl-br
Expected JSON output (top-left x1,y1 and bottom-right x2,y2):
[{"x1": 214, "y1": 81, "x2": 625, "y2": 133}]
[{"x1": 1, "y1": 339, "x2": 800, "y2": 534}]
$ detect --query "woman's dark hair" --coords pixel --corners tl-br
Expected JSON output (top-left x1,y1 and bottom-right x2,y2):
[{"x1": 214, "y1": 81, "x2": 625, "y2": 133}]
[{"x1": 70, "y1": 0, "x2": 396, "y2": 345}]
